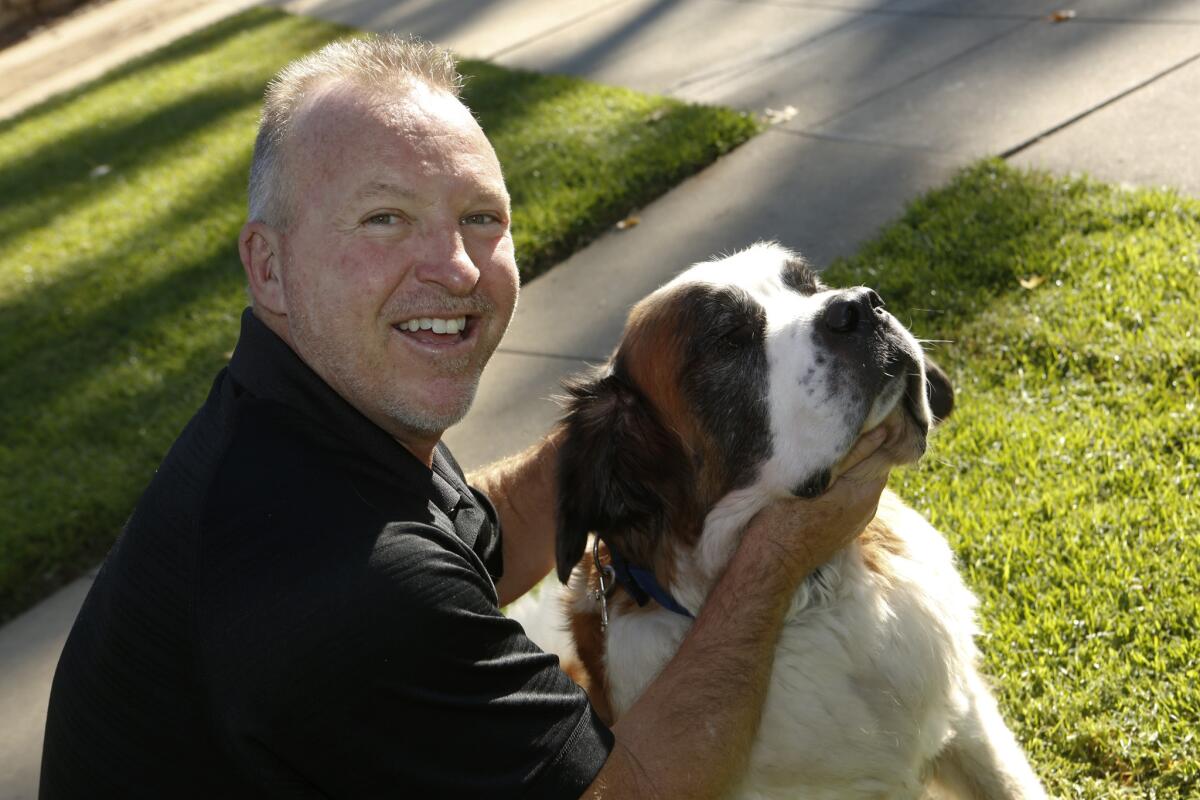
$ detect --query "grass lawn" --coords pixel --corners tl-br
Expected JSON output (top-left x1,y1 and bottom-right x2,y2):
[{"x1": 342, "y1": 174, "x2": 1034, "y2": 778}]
[
  {"x1": 0, "y1": 7, "x2": 759, "y2": 621},
  {"x1": 825, "y1": 160, "x2": 1198, "y2": 798}
]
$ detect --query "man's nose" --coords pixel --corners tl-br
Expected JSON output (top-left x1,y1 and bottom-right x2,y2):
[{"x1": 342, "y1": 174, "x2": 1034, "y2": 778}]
[{"x1": 414, "y1": 228, "x2": 481, "y2": 296}]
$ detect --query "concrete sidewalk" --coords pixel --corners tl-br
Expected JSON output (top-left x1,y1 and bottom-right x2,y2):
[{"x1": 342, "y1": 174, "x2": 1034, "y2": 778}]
[{"x1": 2, "y1": 0, "x2": 1199, "y2": 795}]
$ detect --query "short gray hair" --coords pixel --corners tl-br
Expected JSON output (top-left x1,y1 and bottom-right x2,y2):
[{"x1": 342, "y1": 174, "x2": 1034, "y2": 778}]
[{"x1": 247, "y1": 35, "x2": 463, "y2": 228}]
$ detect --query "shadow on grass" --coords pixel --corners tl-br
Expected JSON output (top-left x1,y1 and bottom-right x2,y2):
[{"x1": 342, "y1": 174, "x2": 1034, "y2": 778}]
[
  {"x1": 0, "y1": 86, "x2": 262, "y2": 245},
  {"x1": 0, "y1": 9, "x2": 352, "y2": 247},
  {"x1": 0, "y1": 336, "x2": 241, "y2": 621},
  {"x1": 0, "y1": 7, "x2": 306, "y2": 138},
  {"x1": 0, "y1": 160, "x2": 248, "y2": 412}
]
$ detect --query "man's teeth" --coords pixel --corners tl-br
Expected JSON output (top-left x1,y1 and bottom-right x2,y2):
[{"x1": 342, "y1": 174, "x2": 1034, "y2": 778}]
[{"x1": 400, "y1": 317, "x2": 467, "y2": 335}]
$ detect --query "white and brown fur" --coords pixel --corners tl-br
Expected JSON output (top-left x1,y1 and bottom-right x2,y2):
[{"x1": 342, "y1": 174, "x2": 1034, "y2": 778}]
[{"x1": 530, "y1": 243, "x2": 1046, "y2": 799}]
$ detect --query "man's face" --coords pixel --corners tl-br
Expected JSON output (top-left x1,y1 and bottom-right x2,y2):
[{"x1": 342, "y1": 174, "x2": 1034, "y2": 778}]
[{"x1": 275, "y1": 81, "x2": 519, "y2": 454}]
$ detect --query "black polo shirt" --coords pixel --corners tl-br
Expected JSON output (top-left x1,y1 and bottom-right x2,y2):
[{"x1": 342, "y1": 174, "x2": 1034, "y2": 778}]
[{"x1": 40, "y1": 309, "x2": 612, "y2": 799}]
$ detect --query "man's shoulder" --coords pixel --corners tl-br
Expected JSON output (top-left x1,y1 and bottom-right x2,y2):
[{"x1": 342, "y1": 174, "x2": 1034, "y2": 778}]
[
  {"x1": 195, "y1": 499, "x2": 502, "y2": 709},
  {"x1": 203, "y1": 390, "x2": 353, "y2": 520},
  {"x1": 195, "y1": 394, "x2": 486, "y2": 631}
]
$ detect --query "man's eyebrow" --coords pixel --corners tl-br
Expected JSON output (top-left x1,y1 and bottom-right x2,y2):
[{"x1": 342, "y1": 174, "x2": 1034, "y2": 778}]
[
  {"x1": 352, "y1": 181, "x2": 509, "y2": 209},
  {"x1": 473, "y1": 187, "x2": 511, "y2": 209},
  {"x1": 352, "y1": 181, "x2": 423, "y2": 202}
]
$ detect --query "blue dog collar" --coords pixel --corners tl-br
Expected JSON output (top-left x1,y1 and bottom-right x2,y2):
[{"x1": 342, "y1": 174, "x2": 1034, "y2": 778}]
[{"x1": 603, "y1": 541, "x2": 695, "y2": 620}]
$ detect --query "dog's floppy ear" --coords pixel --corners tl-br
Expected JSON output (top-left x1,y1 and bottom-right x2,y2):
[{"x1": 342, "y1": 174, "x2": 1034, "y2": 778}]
[
  {"x1": 555, "y1": 368, "x2": 688, "y2": 583},
  {"x1": 923, "y1": 356, "x2": 955, "y2": 424}
]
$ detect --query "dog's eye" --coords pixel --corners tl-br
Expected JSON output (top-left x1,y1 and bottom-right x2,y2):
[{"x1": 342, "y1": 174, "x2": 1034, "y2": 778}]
[{"x1": 722, "y1": 321, "x2": 757, "y2": 348}]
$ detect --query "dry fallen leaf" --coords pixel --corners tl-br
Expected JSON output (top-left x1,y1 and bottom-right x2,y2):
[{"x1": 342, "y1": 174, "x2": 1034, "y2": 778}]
[
  {"x1": 1049, "y1": 9, "x2": 1077, "y2": 22},
  {"x1": 1018, "y1": 275, "x2": 1046, "y2": 290},
  {"x1": 763, "y1": 105, "x2": 798, "y2": 125},
  {"x1": 616, "y1": 215, "x2": 641, "y2": 231}
]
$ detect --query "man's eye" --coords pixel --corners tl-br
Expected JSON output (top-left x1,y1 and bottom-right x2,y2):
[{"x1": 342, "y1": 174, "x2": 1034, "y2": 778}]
[
  {"x1": 364, "y1": 213, "x2": 402, "y2": 226},
  {"x1": 462, "y1": 213, "x2": 501, "y2": 226}
]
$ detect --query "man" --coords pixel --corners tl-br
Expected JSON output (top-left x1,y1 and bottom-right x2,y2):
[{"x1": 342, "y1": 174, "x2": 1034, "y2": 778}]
[{"x1": 41, "y1": 36, "x2": 892, "y2": 798}]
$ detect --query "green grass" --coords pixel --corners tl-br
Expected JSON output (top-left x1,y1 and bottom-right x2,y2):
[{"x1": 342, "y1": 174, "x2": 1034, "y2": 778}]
[
  {"x1": 825, "y1": 160, "x2": 1199, "y2": 798},
  {"x1": 0, "y1": 7, "x2": 759, "y2": 621}
]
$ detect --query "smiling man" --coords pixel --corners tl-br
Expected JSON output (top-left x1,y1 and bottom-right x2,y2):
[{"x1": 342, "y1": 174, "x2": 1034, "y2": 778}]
[
  {"x1": 40, "y1": 36, "x2": 894, "y2": 799},
  {"x1": 244, "y1": 75, "x2": 519, "y2": 458}
]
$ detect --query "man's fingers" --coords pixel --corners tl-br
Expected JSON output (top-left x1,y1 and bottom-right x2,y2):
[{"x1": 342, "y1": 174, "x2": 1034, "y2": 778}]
[{"x1": 833, "y1": 427, "x2": 887, "y2": 478}]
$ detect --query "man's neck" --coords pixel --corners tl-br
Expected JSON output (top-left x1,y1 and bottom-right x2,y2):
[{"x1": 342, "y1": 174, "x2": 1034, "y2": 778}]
[
  {"x1": 394, "y1": 436, "x2": 438, "y2": 468},
  {"x1": 250, "y1": 305, "x2": 442, "y2": 469}
]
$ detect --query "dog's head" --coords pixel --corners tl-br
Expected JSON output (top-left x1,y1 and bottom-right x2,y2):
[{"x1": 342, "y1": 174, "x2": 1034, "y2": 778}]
[{"x1": 555, "y1": 242, "x2": 953, "y2": 584}]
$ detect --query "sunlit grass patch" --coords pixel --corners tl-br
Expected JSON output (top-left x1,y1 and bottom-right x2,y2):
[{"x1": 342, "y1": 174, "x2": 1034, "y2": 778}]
[
  {"x1": 827, "y1": 160, "x2": 1199, "y2": 798},
  {"x1": 0, "y1": 7, "x2": 759, "y2": 620}
]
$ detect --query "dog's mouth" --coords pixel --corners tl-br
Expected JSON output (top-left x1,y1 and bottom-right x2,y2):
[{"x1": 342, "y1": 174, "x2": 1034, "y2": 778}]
[
  {"x1": 792, "y1": 367, "x2": 929, "y2": 499},
  {"x1": 865, "y1": 359, "x2": 929, "y2": 459},
  {"x1": 891, "y1": 370, "x2": 931, "y2": 458}
]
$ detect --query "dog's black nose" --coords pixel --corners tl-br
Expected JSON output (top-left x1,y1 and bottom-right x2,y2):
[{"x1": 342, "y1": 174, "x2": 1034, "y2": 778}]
[{"x1": 823, "y1": 288, "x2": 885, "y2": 333}]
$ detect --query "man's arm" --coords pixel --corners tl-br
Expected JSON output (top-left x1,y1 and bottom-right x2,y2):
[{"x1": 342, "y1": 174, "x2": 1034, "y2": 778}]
[
  {"x1": 469, "y1": 428, "x2": 565, "y2": 606},
  {"x1": 585, "y1": 429, "x2": 891, "y2": 798},
  {"x1": 478, "y1": 424, "x2": 892, "y2": 798}
]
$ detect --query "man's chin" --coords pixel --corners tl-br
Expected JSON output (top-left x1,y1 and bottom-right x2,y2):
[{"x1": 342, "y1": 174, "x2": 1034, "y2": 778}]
[{"x1": 384, "y1": 380, "x2": 480, "y2": 439}]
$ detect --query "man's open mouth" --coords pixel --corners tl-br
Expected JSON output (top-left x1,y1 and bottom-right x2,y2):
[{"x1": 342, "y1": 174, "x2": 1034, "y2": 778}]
[{"x1": 392, "y1": 315, "x2": 473, "y2": 346}]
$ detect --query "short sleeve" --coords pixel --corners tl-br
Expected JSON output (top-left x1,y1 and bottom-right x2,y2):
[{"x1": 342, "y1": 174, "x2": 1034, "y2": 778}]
[{"x1": 206, "y1": 521, "x2": 612, "y2": 799}]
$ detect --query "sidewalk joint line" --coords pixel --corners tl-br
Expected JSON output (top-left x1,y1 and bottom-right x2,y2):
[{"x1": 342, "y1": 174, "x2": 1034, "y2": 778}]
[
  {"x1": 803, "y1": 17, "x2": 1035, "y2": 132},
  {"x1": 736, "y1": 0, "x2": 1200, "y2": 25},
  {"x1": 483, "y1": 1, "x2": 637, "y2": 61},
  {"x1": 773, "y1": 126, "x2": 956, "y2": 157},
  {"x1": 1000, "y1": 48, "x2": 1200, "y2": 160},
  {"x1": 666, "y1": 8, "x2": 870, "y2": 95},
  {"x1": 735, "y1": 0, "x2": 1041, "y2": 22}
]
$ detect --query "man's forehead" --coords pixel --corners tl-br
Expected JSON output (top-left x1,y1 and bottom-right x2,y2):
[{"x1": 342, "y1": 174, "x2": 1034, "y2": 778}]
[{"x1": 288, "y1": 79, "x2": 507, "y2": 200}]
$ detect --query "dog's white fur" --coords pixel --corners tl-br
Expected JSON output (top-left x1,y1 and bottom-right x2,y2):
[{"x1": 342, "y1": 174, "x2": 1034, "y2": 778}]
[
  {"x1": 582, "y1": 489, "x2": 1044, "y2": 799},
  {"x1": 518, "y1": 243, "x2": 1046, "y2": 799}
]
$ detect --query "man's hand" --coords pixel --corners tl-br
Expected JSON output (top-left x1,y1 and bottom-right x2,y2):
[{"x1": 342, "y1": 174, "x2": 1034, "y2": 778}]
[
  {"x1": 589, "y1": 427, "x2": 896, "y2": 799},
  {"x1": 742, "y1": 426, "x2": 893, "y2": 584}
]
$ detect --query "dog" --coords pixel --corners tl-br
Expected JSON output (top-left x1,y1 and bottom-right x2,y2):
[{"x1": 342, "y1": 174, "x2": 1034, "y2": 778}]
[{"x1": 545, "y1": 242, "x2": 1046, "y2": 799}]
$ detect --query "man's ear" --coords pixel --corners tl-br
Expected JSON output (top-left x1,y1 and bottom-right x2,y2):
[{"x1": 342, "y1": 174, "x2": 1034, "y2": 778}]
[
  {"x1": 923, "y1": 356, "x2": 955, "y2": 424},
  {"x1": 239, "y1": 221, "x2": 287, "y2": 315},
  {"x1": 555, "y1": 369, "x2": 689, "y2": 583}
]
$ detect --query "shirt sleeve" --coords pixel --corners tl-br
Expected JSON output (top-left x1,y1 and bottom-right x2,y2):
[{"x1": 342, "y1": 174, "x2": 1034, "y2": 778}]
[{"x1": 202, "y1": 520, "x2": 612, "y2": 800}]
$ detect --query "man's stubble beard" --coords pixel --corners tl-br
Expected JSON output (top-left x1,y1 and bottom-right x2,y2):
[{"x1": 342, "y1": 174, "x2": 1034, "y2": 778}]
[
  {"x1": 286, "y1": 287, "x2": 503, "y2": 440},
  {"x1": 356, "y1": 358, "x2": 483, "y2": 437},
  {"x1": 292, "y1": 314, "x2": 487, "y2": 438}
]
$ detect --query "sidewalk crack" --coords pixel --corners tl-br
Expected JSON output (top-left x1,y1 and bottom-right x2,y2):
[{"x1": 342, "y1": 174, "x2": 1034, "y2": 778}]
[
  {"x1": 1000, "y1": 48, "x2": 1200, "y2": 159},
  {"x1": 484, "y1": 1, "x2": 637, "y2": 61}
]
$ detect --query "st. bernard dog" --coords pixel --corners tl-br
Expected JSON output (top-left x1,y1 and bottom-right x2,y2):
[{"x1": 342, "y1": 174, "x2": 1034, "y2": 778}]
[{"x1": 541, "y1": 242, "x2": 1046, "y2": 799}]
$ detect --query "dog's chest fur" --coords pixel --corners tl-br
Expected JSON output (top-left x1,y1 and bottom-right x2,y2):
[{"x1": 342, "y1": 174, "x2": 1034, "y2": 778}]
[{"x1": 590, "y1": 492, "x2": 981, "y2": 800}]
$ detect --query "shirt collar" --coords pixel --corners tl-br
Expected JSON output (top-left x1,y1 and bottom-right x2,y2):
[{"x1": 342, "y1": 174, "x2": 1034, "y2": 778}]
[{"x1": 227, "y1": 308, "x2": 467, "y2": 517}]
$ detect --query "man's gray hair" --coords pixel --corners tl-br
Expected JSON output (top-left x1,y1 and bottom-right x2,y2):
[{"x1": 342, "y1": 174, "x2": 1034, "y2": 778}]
[{"x1": 247, "y1": 34, "x2": 463, "y2": 228}]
